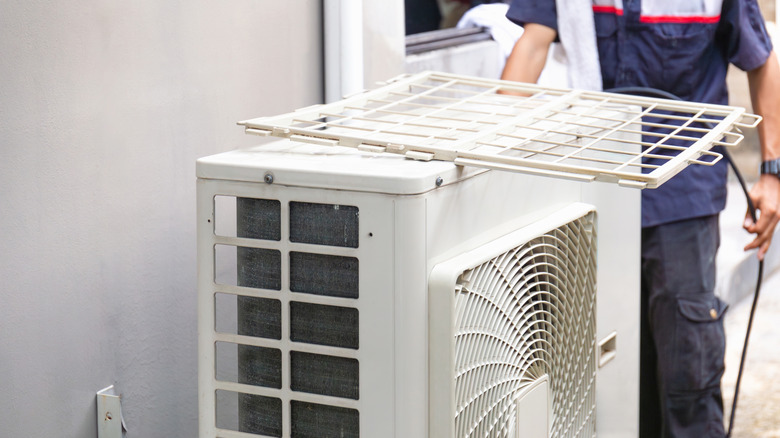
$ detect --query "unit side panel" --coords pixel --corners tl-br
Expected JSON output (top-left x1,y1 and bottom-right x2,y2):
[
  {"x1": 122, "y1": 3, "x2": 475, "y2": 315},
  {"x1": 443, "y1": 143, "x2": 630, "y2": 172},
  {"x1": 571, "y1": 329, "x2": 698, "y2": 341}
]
[
  {"x1": 198, "y1": 178, "x2": 397, "y2": 438},
  {"x1": 391, "y1": 195, "x2": 431, "y2": 438},
  {"x1": 198, "y1": 179, "x2": 219, "y2": 438},
  {"x1": 425, "y1": 169, "x2": 584, "y2": 265},
  {"x1": 582, "y1": 182, "x2": 641, "y2": 438}
]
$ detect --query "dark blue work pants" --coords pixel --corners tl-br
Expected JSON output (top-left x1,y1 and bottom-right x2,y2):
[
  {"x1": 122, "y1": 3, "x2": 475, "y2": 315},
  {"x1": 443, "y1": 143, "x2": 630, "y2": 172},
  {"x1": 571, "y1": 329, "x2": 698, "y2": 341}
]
[{"x1": 639, "y1": 214, "x2": 728, "y2": 437}]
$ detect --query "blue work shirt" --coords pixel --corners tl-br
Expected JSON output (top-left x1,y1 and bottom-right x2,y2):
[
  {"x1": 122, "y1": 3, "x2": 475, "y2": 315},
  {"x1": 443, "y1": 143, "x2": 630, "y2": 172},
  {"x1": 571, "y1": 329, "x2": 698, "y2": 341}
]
[{"x1": 507, "y1": 0, "x2": 772, "y2": 227}]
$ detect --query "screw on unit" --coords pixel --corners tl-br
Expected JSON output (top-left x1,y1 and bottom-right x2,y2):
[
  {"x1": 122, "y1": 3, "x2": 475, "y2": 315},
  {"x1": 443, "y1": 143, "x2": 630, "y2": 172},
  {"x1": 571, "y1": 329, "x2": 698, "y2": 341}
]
[
  {"x1": 435, "y1": 177, "x2": 443, "y2": 187},
  {"x1": 264, "y1": 173, "x2": 274, "y2": 184}
]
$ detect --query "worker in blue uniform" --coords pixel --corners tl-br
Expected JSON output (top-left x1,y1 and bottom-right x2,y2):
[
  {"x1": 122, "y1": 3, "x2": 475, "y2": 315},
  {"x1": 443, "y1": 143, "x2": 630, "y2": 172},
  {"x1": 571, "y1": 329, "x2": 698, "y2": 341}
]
[{"x1": 501, "y1": 0, "x2": 780, "y2": 436}]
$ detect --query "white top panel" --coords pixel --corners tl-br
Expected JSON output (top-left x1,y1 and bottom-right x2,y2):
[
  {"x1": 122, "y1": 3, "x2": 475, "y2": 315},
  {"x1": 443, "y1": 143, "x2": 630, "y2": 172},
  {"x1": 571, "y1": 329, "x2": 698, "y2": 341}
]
[
  {"x1": 197, "y1": 140, "x2": 485, "y2": 195},
  {"x1": 239, "y1": 71, "x2": 760, "y2": 189}
]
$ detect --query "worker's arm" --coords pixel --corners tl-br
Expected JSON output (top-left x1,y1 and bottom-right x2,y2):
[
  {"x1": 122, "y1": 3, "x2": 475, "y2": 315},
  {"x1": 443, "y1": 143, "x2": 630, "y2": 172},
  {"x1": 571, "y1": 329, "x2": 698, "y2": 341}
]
[
  {"x1": 744, "y1": 50, "x2": 780, "y2": 260},
  {"x1": 499, "y1": 23, "x2": 557, "y2": 95}
]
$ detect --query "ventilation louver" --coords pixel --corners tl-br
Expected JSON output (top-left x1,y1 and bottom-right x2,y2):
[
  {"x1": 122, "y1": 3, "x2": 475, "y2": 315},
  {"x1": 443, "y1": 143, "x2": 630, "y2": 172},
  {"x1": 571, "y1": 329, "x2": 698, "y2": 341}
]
[{"x1": 430, "y1": 204, "x2": 597, "y2": 437}]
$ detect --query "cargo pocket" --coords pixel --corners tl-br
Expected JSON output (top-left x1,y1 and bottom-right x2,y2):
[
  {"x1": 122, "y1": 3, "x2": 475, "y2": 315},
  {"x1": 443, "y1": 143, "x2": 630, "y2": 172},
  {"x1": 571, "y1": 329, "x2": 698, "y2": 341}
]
[{"x1": 671, "y1": 295, "x2": 728, "y2": 392}]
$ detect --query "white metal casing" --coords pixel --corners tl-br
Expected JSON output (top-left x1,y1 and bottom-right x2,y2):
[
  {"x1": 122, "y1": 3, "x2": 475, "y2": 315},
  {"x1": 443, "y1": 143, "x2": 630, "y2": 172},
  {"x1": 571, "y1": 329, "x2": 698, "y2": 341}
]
[{"x1": 197, "y1": 138, "x2": 640, "y2": 438}]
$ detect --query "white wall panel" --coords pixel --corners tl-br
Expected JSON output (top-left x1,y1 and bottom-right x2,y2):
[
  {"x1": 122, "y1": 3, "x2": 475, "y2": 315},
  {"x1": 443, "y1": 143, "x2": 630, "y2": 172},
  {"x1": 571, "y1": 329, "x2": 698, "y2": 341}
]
[{"x1": 0, "y1": 2, "x2": 322, "y2": 437}]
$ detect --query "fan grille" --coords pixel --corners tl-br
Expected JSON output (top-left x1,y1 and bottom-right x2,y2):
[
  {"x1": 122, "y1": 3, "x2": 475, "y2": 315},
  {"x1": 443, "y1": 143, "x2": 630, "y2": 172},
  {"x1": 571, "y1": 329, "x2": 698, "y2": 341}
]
[{"x1": 452, "y1": 212, "x2": 597, "y2": 437}]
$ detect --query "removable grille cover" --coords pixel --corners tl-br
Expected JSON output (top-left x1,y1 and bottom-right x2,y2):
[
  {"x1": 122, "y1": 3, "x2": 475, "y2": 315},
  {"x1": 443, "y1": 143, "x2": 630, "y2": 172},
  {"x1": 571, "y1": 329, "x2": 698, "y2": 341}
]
[
  {"x1": 240, "y1": 71, "x2": 759, "y2": 189},
  {"x1": 429, "y1": 204, "x2": 597, "y2": 437},
  {"x1": 220, "y1": 198, "x2": 362, "y2": 436}
]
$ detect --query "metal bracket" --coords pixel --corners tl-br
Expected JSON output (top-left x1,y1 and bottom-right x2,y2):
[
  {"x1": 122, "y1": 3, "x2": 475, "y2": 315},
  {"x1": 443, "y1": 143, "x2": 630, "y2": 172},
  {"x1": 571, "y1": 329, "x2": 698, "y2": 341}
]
[{"x1": 97, "y1": 385, "x2": 127, "y2": 438}]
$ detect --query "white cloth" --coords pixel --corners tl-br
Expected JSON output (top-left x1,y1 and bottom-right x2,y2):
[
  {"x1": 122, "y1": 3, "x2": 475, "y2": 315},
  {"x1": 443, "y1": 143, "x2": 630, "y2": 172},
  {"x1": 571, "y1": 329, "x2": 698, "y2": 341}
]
[
  {"x1": 458, "y1": 0, "x2": 601, "y2": 90},
  {"x1": 555, "y1": 0, "x2": 603, "y2": 90},
  {"x1": 456, "y1": 4, "x2": 523, "y2": 60}
]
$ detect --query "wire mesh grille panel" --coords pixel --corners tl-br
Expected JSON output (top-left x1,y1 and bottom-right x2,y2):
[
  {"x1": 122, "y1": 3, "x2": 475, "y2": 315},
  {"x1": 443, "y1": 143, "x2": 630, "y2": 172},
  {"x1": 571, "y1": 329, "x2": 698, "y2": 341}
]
[
  {"x1": 211, "y1": 195, "x2": 361, "y2": 438},
  {"x1": 446, "y1": 211, "x2": 597, "y2": 437},
  {"x1": 240, "y1": 71, "x2": 758, "y2": 188}
]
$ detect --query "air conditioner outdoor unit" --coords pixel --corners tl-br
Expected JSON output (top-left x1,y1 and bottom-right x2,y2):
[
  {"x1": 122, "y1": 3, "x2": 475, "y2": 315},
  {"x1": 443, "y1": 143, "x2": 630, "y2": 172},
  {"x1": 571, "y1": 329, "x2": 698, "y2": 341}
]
[{"x1": 196, "y1": 72, "x2": 756, "y2": 438}]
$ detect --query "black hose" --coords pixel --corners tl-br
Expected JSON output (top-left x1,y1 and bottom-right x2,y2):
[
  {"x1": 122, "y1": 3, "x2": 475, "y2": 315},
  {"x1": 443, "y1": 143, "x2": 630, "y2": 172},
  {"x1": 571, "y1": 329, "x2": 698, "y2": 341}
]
[
  {"x1": 723, "y1": 149, "x2": 763, "y2": 437},
  {"x1": 606, "y1": 86, "x2": 764, "y2": 437}
]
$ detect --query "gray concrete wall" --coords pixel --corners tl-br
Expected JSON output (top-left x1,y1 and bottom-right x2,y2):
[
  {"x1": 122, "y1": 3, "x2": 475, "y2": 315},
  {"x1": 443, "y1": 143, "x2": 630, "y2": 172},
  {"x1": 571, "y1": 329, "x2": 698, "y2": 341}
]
[{"x1": 0, "y1": 2, "x2": 322, "y2": 437}]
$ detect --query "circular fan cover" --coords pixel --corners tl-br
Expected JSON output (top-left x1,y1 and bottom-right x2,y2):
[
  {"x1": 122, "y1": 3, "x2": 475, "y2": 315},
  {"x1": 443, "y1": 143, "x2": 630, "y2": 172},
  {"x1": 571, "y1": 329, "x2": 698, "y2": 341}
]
[{"x1": 437, "y1": 211, "x2": 597, "y2": 437}]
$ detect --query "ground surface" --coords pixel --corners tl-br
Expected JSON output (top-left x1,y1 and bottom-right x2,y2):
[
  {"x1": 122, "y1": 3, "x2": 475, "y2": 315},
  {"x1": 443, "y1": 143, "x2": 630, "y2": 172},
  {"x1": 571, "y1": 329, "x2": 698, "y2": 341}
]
[{"x1": 723, "y1": 270, "x2": 780, "y2": 437}]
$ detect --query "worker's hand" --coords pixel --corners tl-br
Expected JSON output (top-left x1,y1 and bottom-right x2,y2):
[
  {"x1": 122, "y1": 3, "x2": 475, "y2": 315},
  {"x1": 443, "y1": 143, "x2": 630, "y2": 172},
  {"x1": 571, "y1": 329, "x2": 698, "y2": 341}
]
[{"x1": 744, "y1": 173, "x2": 780, "y2": 260}]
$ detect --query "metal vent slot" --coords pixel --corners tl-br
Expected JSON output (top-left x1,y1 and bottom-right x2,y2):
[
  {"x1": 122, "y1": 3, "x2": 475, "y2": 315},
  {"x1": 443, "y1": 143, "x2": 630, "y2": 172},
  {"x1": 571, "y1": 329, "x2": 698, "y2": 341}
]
[
  {"x1": 290, "y1": 351, "x2": 360, "y2": 400},
  {"x1": 238, "y1": 344, "x2": 282, "y2": 389},
  {"x1": 215, "y1": 245, "x2": 282, "y2": 290},
  {"x1": 215, "y1": 196, "x2": 281, "y2": 240},
  {"x1": 216, "y1": 390, "x2": 282, "y2": 437},
  {"x1": 290, "y1": 301, "x2": 359, "y2": 349},
  {"x1": 289, "y1": 202, "x2": 359, "y2": 248},
  {"x1": 215, "y1": 342, "x2": 282, "y2": 389},
  {"x1": 290, "y1": 400, "x2": 360, "y2": 438},
  {"x1": 236, "y1": 296, "x2": 282, "y2": 340},
  {"x1": 237, "y1": 246, "x2": 282, "y2": 290},
  {"x1": 290, "y1": 251, "x2": 359, "y2": 299},
  {"x1": 237, "y1": 197, "x2": 282, "y2": 241}
]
